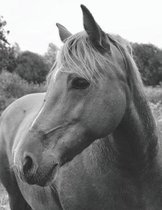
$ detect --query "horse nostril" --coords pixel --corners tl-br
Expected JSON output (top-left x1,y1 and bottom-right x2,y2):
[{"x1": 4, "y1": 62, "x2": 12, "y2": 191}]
[{"x1": 22, "y1": 153, "x2": 35, "y2": 175}]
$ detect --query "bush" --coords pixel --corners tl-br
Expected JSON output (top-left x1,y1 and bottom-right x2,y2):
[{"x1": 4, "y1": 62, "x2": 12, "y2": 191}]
[
  {"x1": 15, "y1": 51, "x2": 49, "y2": 84},
  {"x1": 0, "y1": 95, "x2": 15, "y2": 113},
  {"x1": 132, "y1": 43, "x2": 162, "y2": 86},
  {"x1": 0, "y1": 71, "x2": 46, "y2": 112},
  {"x1": 44, "y1": 43, "x2": 58, "y2": 69}
]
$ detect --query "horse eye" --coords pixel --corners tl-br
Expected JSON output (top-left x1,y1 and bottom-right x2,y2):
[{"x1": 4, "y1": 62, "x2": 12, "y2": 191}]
[{"x1": 71, "y1": 77, "x2": 90, "y2": 89}]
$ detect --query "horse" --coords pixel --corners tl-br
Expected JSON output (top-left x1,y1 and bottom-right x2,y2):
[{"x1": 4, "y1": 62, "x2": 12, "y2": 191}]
[{"x1": 0, "y1": 4, "x2": 162, "y2": 210}]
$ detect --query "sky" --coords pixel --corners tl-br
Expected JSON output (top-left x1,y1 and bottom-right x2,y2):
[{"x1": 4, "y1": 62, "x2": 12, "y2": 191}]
[{"x1": 0, "y1": 0, "x2": 162, "y2": 54}]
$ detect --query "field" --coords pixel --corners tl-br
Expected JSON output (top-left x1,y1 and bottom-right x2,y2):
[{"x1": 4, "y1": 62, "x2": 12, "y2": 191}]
[{"x1": 0, "y1": 71, "x2": 162, "y2": 209}]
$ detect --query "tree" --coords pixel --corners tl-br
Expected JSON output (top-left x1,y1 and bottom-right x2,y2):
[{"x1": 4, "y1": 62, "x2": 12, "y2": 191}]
[
  {"x1": 0, "y1": 16, "x2": 17, "y2": 73},
  {"x1": 132, "y1": 43, "x2": 162, "y2": 86},
  {"x1": 15, "y1": 51, "x2": 49, "y2": 83},
  {"x1": 44, "y1": 43, "x2": 58, "y2": 69},
  {"x1": 0, "y1": 16, "x2": 9, "y2": 44},
  {"x1": 6, "y1": 46, "x2": 17, "y2": 73},
  {"x1": 0, "y1": 16, "x2": 9, "y2": 72},
  {"x1": 12, "y1": 42, "x2": 21, "y2": 58}
]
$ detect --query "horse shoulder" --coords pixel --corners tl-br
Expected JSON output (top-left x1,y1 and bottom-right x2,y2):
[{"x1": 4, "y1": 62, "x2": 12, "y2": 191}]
[
  {"x1": 0, "y1": 93, "x2": 63, "y2": 210},
  {"x1": 0, "y1": 93, "x2": 45, "y2": 155}
]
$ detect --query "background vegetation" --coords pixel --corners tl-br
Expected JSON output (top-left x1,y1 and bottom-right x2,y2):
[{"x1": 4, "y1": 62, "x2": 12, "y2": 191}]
[
  {"x1": 0, "y1": 16, "x2": 162, "y2": 210},
  {"x1": 132, "y1": 43, "x2": 162, "y2": 86}
]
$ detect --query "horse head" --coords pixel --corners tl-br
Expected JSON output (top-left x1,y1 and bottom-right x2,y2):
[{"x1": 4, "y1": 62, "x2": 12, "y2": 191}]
[{"x1": 14, "y1": 5, "x2": 130, "y2": 186}]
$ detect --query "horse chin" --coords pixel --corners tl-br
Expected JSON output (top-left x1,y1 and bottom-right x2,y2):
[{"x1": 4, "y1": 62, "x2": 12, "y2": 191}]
[{"x1": 38, "y1": 164, "x2": 59, "y2": 187}]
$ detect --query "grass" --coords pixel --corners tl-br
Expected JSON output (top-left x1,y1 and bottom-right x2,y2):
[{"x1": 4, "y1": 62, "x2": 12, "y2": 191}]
[
  {"x1": 144, "y1": 85, "x2": 162, "y2": 122},
  {"x1": 145, "y1": 86, "x2": 162, "y2": 104},
  {"x1": 0, "y1": 71, "x2": 162, "y2": 209},
  {"x1": 0, "y1": 184, "x2": 9, "y2": 210}
]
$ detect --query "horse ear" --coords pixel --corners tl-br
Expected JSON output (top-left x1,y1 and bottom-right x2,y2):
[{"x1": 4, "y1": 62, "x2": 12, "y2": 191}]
[
  {"x1": 56, "y1": 23, "x2": 72, "y2": 43},
  {"x1": 80, "y1": 5, "x2": 110, "y2": 52}
]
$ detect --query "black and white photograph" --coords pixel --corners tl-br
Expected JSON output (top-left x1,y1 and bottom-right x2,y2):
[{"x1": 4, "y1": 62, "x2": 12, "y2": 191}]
[{"x1": 0, "y1": 0, "x2": 162, "y2": 209}]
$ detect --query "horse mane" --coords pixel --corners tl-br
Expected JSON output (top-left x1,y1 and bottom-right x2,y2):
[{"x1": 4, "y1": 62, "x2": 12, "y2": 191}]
[
  {"x1": 47, "y1": 30, "x2": 144, "y2": 95},
  {"x1": 48, "y1": 31, "x2": 116, "y2": 83},
  {"x1": 107, "y1": 33, "x2": 144, "y2": 94}
]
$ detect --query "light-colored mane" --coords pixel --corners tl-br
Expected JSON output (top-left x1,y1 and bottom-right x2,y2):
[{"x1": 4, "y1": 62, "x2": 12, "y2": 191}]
[
  {"x1": 50, "y1": 31, "x2": 115, "y2": 82},
  {"x1": 48, "y1": 31, "x2": 143, "y2": 92}
]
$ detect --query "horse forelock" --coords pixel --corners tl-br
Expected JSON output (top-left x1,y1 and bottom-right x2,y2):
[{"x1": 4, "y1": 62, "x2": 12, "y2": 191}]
[
  {"x1": 47, "y1": 30, "x2": 143, "y2": 92},
  {"x1": 48, "y1": 31, "x2": 117, "y2": 83}
]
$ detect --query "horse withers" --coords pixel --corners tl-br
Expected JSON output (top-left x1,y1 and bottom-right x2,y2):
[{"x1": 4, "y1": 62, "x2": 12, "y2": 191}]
[{"x1": 0, "y1": 5, "x2": 162, "y2": 210}]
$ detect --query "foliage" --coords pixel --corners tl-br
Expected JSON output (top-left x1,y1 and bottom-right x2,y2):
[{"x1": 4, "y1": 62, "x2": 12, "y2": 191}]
[
  {"x1": 144, "y1": 85, "x2": 162, "y2": 104},
  {"x1": 12, "y1": 42, "x2": 21, "y2": 58},
  {"x1": 144, "y1": 85, "x2": 162, "y2": 123},
  {"x1": 6, "y1": 43, "x2": 21, "y2": 73},
  {"x1": 44, "y1": 43, "x2": 58, "y2": 69},
  {"x1": 0, "y1": 16, "x2": 9, "y2": 71},
  {"x1": 15, "y1": 51, "x2": 49, "y2": 83},
  {"x1": 0, "y1": 184, "x2": 9, "y2": 210},
  {"x1": 0, "y1": 16, "x2": 17, "y2": 73},
  {"x1": 5, "y1": 46, "x2": 17, "y2": 72},
  {"x1": 0, "y1": 16, "x2": 8, "y2": 44},
  {"x1": 0, "y1": 71, "x2": 46, "y2": 113},
  {"x1": 132, "y1": 43, "x2": 162, "y2": 86}
]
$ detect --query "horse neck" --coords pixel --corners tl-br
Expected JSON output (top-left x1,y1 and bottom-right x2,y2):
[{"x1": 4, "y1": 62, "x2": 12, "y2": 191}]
[{"x1": 112, "y1": 83, "x2": 158, "y2": 173}]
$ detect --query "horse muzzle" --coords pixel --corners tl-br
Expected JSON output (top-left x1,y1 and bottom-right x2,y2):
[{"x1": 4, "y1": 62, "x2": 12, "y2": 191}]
[{"x1": 16, "y1": 151, "x2": 59, "y2": 186}]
